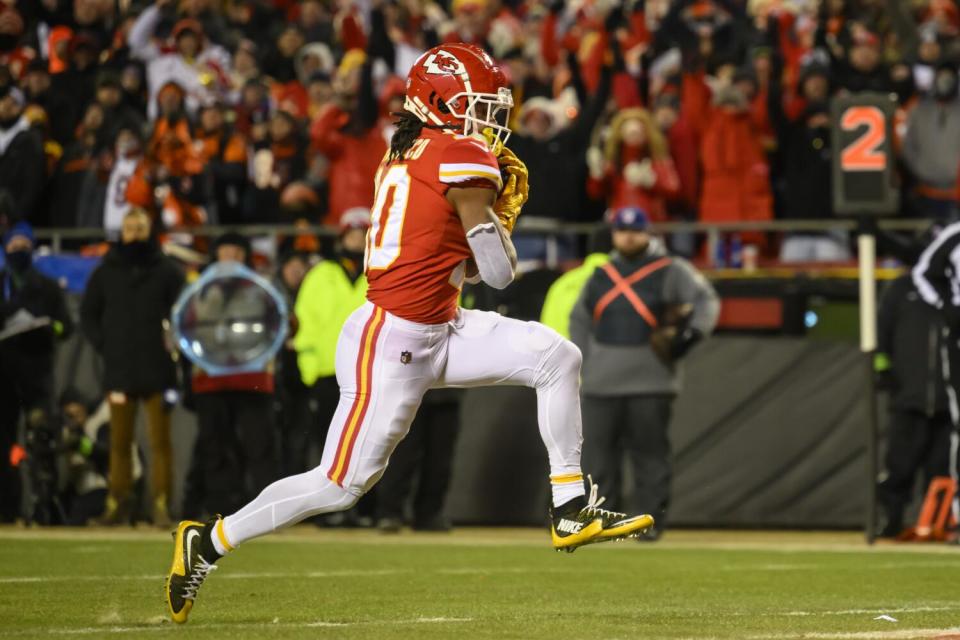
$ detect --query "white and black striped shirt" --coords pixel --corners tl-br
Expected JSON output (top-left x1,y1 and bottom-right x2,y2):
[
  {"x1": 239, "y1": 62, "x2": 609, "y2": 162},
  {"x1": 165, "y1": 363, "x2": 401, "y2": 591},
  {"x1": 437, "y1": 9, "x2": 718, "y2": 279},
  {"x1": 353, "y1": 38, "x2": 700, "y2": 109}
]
[{"x1": 913, "y1": 221, "x2": 960, "y2": 313}]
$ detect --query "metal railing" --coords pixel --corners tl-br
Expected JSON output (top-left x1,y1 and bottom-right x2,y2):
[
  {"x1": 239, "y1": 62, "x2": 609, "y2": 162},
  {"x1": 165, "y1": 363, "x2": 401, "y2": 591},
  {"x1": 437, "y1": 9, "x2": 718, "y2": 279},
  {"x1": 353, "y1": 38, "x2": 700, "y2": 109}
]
[{"x1": 31, "y1": 217, "x2": 936, "y2": 268}]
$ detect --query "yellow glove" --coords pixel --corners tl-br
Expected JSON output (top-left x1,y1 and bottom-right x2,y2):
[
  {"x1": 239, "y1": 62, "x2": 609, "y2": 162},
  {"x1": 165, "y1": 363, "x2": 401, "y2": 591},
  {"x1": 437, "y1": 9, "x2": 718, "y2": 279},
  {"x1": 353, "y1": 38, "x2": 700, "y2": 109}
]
[
  {"x1": 483, "y1": 129, "x2": 530, "y2": 233},
  {"x1": 494, "y1": 149, "x2": 528, "y2": 234},
  {"x1": 481, "y1": 128, "x2": 529, "y2": 234}
]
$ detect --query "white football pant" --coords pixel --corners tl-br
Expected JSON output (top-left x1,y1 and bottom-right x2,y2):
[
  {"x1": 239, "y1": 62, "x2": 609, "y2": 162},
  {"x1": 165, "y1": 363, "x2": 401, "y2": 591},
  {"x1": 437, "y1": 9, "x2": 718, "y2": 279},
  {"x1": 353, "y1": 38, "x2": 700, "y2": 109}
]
[{"x1": 222, "y1": 302, "x2": 583, "y2": 546}]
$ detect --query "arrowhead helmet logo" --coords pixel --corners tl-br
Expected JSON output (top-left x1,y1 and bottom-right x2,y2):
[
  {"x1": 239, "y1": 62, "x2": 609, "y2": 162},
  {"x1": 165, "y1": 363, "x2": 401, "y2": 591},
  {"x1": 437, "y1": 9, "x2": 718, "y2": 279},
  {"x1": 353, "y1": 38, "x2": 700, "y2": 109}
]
[{"x1": 423, "y1": 51, "x2": 465, "y2": 76}]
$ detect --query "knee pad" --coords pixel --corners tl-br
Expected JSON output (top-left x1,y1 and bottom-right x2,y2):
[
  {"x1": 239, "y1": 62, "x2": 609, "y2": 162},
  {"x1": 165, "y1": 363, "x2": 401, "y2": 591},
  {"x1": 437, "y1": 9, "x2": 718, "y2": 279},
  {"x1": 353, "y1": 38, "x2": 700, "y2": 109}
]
[
  {"x1": 546, "y1": 338, "x2": 582, "y2": 377},
  {"x1": 535, "y1": 335, "x2": 582, "y2": 388},
  {"x1": 303, "y1": 466, "x2": 361, "y2": 514}
]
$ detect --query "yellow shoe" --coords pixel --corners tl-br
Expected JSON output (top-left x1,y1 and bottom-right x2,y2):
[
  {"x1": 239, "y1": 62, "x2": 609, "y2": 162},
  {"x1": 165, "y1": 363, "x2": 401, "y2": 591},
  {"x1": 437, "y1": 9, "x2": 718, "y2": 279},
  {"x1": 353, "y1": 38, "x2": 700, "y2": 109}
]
[
  {"x1": 551, "y1": 477, "x2": 655, "y2": 553},
  {"x1": 550, "y1": 508, "x2": 604, "y2": 552},
  {"x1": 165, "y1": 520, "x2": 219, "y2": 624},
  {"x1": 582, "y1": 476, "x2": 655, "y2": 545}
]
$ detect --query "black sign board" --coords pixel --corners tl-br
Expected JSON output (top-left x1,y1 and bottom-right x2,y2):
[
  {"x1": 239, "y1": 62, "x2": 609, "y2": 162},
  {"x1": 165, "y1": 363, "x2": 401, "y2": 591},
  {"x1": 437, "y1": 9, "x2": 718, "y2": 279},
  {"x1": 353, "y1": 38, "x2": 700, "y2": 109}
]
[{"x1": 831, "y1": 93, "x2": 899, "y2": 216}]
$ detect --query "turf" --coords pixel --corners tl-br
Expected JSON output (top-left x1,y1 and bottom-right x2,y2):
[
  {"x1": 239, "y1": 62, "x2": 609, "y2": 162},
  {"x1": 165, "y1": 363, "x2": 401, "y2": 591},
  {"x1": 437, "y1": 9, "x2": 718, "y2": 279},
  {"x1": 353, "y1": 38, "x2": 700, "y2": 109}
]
[{"x1": 1, "y1": 527, "x2": 959, "y2": 639}]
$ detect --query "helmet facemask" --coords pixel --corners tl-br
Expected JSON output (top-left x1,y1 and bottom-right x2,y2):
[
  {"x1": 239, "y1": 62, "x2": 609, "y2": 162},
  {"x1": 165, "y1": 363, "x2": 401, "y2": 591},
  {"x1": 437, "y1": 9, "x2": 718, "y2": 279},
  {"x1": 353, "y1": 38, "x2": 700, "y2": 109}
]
[{"x1": 447, "y1": 86, "x2": 514, "y2": 148}]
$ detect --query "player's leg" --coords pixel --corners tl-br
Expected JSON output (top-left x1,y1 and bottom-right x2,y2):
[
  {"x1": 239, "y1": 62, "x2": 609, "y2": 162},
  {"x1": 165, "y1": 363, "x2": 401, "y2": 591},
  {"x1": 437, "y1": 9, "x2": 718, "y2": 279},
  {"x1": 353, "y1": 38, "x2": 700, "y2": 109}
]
[
  {"x1": 221, "y1": 305, "x2": 439, "y2": 543},
  {"x1": 438, "y1": 310, "x2": 584, "y2": 497},
  {"x1": 437, "y1": 309, "x2": 652, "y2": 550},
  {"x1": 165, "y1": 304, "x2": 439, "y2": 623}
]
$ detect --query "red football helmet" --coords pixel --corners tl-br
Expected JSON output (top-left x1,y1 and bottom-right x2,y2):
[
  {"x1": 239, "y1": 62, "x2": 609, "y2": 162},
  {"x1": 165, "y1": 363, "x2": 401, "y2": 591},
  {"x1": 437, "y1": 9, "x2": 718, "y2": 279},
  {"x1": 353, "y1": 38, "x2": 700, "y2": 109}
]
[{"x1": 404, "y1": 43, "x2": 513, "y2": 147}]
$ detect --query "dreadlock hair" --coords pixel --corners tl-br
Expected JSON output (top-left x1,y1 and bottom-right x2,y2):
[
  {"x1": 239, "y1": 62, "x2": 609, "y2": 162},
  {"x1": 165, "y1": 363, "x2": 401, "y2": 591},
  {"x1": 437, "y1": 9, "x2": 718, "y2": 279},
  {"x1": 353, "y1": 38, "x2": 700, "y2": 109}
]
[
  {"x1": 389, "y1": 99, "x2": 457, "y2": 161},
  {"x1": 389, "y1": 111, "x2": 425, "y2": 161}
]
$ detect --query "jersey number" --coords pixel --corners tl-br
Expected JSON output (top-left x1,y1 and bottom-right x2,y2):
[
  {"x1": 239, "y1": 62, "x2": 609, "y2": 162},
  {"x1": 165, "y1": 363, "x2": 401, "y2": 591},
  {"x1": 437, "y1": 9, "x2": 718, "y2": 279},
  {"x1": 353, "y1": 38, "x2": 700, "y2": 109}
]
[
  {"x1": 840, "y1": 106, "x2": 887, "y2": 172},
  {"x1": 367, "y1": 165, "x2": 410, "y2": 270}
]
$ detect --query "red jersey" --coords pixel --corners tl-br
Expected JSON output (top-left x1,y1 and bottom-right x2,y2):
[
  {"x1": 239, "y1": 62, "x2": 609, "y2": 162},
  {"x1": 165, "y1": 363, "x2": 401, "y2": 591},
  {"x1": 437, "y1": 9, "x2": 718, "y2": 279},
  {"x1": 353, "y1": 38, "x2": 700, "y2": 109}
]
[{"x1": 365, "y1": 128, "x2": 501, "y2": 324}]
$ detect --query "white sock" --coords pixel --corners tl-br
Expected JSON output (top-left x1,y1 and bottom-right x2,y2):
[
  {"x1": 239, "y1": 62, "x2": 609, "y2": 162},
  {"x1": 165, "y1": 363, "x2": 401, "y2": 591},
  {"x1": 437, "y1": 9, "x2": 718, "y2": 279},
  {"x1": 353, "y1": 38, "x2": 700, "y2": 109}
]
[
  {"x1": 550, "y1": 471, "x2": 585, "y2": 508},
  {"x1": 210, "y1": 518, "x2": 232, "y2": 557}
]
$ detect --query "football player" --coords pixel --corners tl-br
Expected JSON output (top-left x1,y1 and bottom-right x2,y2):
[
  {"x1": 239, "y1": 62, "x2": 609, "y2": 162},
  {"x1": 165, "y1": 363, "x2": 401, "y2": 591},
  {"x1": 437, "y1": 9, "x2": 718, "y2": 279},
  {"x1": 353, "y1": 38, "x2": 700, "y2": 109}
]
[{"x1": 165, "y1": 43, "x2": 653, "y2": 623}]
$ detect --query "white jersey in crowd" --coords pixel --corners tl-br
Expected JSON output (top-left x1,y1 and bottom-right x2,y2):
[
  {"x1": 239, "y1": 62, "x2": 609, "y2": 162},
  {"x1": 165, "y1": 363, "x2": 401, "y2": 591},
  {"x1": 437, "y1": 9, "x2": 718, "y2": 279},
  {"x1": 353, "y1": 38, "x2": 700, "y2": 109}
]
[
  {"x1": 127, "y1": 4, "x2": 231, "y2": 120},
  {"x1": 103, "y1": 155, "x2": 139, "y2": 237}
]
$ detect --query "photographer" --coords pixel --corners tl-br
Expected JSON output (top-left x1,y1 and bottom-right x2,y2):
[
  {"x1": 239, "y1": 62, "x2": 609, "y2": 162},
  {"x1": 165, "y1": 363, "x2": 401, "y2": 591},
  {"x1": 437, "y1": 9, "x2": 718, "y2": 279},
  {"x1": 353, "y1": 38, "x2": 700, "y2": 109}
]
[
  {"x1": 0, "y1": 222, "x2": 73, "y2": 523},
  {"x1": 570, "y1": 207, "x2": 719, "y2": 540},
  {"x1": 58, "y1": 389, "x2": 145, "y2": 526}
]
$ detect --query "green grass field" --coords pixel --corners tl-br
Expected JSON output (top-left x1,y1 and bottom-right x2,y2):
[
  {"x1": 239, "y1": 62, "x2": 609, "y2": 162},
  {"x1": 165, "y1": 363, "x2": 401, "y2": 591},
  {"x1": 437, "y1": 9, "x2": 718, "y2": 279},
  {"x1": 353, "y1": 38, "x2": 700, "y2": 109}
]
[{"x1": 1, "y1": 527, "x2": 959, "y2": 639}]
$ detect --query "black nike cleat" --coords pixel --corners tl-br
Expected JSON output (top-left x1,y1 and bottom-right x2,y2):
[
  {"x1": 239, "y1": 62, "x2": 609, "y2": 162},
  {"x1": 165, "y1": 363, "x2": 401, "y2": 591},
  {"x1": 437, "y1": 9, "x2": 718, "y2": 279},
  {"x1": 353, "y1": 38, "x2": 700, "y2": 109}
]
[
  {"x1": 165, "y1": 519, "x2": 221, "y2": 624},
  {"x1": 581, "y1": 476, "x2": 654, "y2": 545},
  {"x1": 550, "y1": 496, "x2": 603, "y2": 552},
  {"x1": 550, "y1": 476, "x2": 655, "y2": 553}
]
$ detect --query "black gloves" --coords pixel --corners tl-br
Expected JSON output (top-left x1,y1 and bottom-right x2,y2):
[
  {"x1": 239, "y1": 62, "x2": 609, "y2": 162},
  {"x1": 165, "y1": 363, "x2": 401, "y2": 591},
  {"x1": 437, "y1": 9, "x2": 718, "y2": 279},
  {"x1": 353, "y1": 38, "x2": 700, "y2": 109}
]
[{"x1": 669, "y1": 326, "x2": 703, "y2": 360}]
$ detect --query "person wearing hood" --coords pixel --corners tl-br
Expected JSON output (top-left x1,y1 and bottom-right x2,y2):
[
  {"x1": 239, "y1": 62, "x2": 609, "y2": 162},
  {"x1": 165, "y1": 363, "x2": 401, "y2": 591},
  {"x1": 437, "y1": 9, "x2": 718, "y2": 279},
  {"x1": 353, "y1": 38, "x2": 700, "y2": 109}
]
[
  {"x1": 684, "y1": 65, "x2": 774, "y2": 249},
  {"x1": 570, "y1": 207, "x2": 719, "y2": 540},
  {"x1": 80, "y1": 208, "x2": 184, "y2": 526},
  {"x1": 21, "y1": 58, "x2": 76, "y2": 146},
  {"x1": 50, "y1": 31, "x2": 102, "y2": 128},
  {"x1": 0, "y1": 222, "x2": 73, "y2": 522},
  {"x1": 0, "y1": 85, "x2": 44, "y2": 226},
  {"x1": 902, "y1": 62, "x2": 960, "y2": 220},
  {"x1": 128, "y1": 3, "x2": 231, "y2": 120},
  {"x1": 768, "y1": 37, "x2": 846, "y2": 262}
]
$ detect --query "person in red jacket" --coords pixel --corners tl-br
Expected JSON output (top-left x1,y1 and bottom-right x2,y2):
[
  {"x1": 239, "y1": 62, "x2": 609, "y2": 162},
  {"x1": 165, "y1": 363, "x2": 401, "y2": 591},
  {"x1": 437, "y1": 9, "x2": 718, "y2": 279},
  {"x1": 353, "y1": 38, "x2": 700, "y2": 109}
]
[
  {"x1": 587, "y1": 108, "x2": 680, "y2": 223},
  {"x1": 309, "y1": 52, "x2": 402, "y2": 225},
  {"x1": 684, "y1": 70, "x2": 773, "y2": 248}
]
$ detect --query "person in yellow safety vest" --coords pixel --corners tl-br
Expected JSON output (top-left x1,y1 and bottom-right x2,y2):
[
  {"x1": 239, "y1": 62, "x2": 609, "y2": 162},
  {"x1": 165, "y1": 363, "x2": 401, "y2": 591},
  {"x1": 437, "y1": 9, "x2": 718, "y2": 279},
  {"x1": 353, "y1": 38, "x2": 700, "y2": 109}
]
[
  {"x1": 292, "y1": 207, "x2": 372, "y2": 526},
  {"x1": 540, "y1": 252, "x2": 610, "y2": 339},
  {"x1": 295, "y1": 205, "x2": 371, "y2": 408}
]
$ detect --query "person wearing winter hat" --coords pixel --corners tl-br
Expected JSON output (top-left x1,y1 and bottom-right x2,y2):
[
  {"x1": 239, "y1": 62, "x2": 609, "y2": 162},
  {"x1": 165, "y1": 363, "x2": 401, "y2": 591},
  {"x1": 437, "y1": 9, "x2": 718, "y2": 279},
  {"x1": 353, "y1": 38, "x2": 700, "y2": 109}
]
[
  {"x1": 570, "y1": 206, "x2": 719, "y2": 540},
  {"x1": 0, "y1": 221, "x2": 73, "y2": 523},
  {"x1": 127, "y1": 2, "x2": 231, "y2": 119},
  {"x1": 903, "y1": 62, "x2": 960, "y2": 220},
  {"x1": 0, "y1": 84, "x2": 44, "y2": 226}
]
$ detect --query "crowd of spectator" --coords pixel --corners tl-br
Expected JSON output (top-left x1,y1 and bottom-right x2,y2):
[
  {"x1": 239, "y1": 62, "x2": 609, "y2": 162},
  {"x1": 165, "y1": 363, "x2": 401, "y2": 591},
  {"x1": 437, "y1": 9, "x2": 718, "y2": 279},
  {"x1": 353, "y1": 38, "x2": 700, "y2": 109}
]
[
  {"x1": 0, "y1": 0, "x2": 959, "y2": 263},
  {"x1": 5, "y1": 0, "x2": 960, "y2": 531}
]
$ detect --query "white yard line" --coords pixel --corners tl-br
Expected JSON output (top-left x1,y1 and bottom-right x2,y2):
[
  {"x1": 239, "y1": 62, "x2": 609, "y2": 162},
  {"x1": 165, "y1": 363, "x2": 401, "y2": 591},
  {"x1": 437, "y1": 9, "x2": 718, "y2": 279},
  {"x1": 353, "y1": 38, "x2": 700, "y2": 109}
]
[
  {"x1": 784, "y1": 606, "x2": 960, "y2": 617},
  {"x1": 36, "y1": 616, "x2": 475, "y2": 635},
  {"x1": 0, "y1": 566, "x2": 568, "y2": 584},
  {"x1": 751, "y1": 629, "x2": 960, "y2": 639}
]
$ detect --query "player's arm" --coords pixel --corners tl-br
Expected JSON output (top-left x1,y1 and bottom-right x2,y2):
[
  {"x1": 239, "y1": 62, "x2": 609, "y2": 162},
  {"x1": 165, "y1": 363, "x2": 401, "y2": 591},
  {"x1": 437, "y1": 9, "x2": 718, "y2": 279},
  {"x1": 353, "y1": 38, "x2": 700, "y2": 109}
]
[{"x1": 447, "y1": 187, "x2": 517, "y2": 290}]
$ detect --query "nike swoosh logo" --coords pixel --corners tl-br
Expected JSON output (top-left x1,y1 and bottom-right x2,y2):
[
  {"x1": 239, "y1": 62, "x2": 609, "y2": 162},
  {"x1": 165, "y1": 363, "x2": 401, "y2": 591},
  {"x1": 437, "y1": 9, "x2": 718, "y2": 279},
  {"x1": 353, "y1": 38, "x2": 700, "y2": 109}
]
[{"x1": 184, "y1": 529, "x2": 200, "y2": 570}]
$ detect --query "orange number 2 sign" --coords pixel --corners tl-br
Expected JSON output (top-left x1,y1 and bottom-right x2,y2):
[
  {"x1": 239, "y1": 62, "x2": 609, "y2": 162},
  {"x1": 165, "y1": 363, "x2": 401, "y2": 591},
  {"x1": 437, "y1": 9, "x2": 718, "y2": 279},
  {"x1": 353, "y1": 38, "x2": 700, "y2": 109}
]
[{"x1": 840, "y1": 106, "x2": 887, "y2": 172}]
